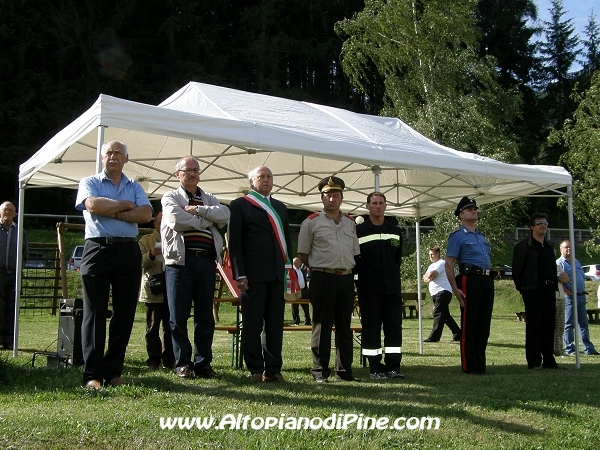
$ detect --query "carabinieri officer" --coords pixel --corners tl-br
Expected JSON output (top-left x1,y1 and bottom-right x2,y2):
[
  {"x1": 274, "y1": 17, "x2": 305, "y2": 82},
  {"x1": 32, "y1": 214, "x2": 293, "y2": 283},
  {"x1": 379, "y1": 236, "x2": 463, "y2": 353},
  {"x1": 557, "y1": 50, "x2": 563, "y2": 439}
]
[{"x1": 444, "y1": 197, "x2": 494, "y2": 375}]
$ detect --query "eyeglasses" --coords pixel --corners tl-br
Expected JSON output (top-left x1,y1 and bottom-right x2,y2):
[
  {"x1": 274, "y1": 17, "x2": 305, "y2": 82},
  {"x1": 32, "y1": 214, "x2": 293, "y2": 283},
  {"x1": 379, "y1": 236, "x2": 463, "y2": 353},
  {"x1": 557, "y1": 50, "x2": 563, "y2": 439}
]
[
  {"x1": 535, "y1": 221, "x2": 548, "y2": 226},
  {"x1": 178, "y1": 168, "x2": 200, "y2": 174}
]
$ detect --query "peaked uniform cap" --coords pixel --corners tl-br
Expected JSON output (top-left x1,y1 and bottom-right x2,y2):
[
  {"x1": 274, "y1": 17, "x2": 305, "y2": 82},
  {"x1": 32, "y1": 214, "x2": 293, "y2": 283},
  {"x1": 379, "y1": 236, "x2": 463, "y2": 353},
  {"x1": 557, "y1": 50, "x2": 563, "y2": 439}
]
[
  {"x1": 454, "y1": 197, "x2": 477, "y2": 216},
  {"x1": 318, "y1": 176, "x2": 345, "y2": 193}
]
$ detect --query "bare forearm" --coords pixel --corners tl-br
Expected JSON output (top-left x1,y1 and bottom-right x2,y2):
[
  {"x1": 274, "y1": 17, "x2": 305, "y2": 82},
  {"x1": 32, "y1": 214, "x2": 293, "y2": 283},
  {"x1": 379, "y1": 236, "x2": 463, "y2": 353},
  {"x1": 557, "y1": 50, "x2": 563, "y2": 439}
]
[
  {"x1": 85, "y1": 197, "x2": 137, "y2": 216},
  {"x1": 116, "y1": 205, "x2": 153, "y2": 223}
]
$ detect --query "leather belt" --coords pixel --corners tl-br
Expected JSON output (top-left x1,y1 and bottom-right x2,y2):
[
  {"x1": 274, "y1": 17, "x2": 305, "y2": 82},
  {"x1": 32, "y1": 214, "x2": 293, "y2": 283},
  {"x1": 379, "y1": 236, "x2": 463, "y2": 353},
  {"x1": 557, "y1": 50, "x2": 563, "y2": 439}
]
[
  {"x1": 462, "y1": 268, "x2": 491, "y2": 276},
  {"x1": 189, "y1": 248, "x2": 215, "y2": 258},
  {"x1": 88, "y1": 237, "x2": 137, "y2": 244},
  {"x1": 311, "y1": 267, "x2": 352, "y2": 276}
]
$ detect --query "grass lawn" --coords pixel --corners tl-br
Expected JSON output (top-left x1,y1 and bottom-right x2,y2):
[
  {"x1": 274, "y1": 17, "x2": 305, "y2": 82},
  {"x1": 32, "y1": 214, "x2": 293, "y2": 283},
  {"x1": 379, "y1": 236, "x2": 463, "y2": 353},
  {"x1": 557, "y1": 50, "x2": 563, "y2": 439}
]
[{"x1": 1, "y1": 280, "x2": 599, "y2": 449}]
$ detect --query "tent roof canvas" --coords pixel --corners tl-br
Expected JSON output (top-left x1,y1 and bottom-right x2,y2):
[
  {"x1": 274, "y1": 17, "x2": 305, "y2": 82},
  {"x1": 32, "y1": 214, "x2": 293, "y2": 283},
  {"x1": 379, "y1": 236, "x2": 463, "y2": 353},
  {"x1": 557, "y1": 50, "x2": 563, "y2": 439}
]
[{"x1": 19, "y1": 82, "x2": 571, "y2": 217}]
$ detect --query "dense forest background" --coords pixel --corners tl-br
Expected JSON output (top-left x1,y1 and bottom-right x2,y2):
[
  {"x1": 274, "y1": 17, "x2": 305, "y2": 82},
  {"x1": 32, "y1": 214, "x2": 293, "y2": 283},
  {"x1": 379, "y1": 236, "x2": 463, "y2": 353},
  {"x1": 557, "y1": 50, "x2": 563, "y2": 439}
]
[{"x1": 1, "y1": 0, "x2": 599, "y2": 230}]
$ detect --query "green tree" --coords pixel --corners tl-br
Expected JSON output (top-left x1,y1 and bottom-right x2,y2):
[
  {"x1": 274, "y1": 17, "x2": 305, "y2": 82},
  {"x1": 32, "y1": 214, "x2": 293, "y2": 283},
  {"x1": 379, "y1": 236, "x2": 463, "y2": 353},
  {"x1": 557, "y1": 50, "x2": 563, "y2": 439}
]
[
  {"x1": 476, "y1": 0, "x2": 539, "y2": 89},
  {"x1": 336, "y1": 0, "x2": 521, "y2": 163},
  {"x1": 580, "y1": 11, "x2": 600, "y2": 79},
  {"x1": 554, "y1": 72, "x2": 600, "y2": 233},
  {"x1": 536, "y1": 0, "x2": 580, "y2": 165}
]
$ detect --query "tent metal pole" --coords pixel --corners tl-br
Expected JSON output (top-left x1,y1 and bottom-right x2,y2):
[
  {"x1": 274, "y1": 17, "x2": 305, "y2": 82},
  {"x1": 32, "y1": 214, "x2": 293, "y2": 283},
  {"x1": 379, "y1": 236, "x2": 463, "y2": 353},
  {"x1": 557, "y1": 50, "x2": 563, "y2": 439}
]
[
  {"x1": 416, "y1": 212, "x2": 423, "y2": 355},
  {"x1": 373, "y1": 166, "x2": 381, "y2": 191},
  {"x1": 12, "y1": 181, "x2": 26, "y2": 357},
  {"x1": 96, "y1": 126, "x2": 106, "y2": 173},
  {"x1": 567, "y1": 185, "x2": 580, "y2": 369}
]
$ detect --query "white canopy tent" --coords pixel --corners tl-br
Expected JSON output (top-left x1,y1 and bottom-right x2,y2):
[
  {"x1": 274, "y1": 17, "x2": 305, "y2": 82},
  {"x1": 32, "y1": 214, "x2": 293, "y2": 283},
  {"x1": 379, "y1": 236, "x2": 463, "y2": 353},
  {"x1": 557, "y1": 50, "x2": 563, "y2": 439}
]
[{"x1": 16, "y1": 82, "x2": 581, "y2": 364}]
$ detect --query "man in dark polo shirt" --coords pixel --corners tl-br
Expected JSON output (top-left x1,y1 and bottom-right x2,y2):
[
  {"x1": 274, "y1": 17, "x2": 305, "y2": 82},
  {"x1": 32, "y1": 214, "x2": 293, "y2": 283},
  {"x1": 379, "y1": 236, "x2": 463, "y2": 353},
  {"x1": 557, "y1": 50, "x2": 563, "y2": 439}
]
[
  {"x1": 298, "y1": 176, "x2": 360, "y2": 383},
  {"x1": 76, "y1": 140, "x2": 152, "y2": 389}
]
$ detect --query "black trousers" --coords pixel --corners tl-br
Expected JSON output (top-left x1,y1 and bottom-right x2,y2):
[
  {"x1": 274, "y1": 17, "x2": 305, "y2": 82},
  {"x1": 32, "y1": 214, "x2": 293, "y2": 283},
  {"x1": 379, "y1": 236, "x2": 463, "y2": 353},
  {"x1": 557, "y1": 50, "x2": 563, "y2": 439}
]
[
  {"x1": 310, "y1": 271, "x2": 354, "y2": 379},
  {"x1": 521, "y1": 285, "x2": 557, "y2": 368},
  {"x1": 241, "y1": 280, "x2": 285, "y2": 377},
  {"x1": 291, "y1": 302, "x2": 311, "y2": 325},
  {"x1": 0, "y1": 270, "x2": 16, "y2": 347},
  {"x1": 427, "y1": 290, "x2": 461, "y2": 341},
  {"x1": 80, "y1": 240, "x2": 141, "y2": 384},
  {"x1": 145, "y1": 299, "x2": 175, "y2": 367},
  {"x1": 458, "y1": 274, "x2": 494, "y2": 373},
  {"x1": 359, "y1": 292, "x2": 402, "y2": 373}
]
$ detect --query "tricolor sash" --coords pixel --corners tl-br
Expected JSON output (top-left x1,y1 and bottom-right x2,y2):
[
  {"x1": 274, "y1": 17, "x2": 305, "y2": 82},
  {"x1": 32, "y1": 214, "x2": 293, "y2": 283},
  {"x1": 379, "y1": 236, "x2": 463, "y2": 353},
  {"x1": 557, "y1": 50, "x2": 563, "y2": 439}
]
[{"x1": 243, "y1": 191, "x2": 300, "y2": 296}]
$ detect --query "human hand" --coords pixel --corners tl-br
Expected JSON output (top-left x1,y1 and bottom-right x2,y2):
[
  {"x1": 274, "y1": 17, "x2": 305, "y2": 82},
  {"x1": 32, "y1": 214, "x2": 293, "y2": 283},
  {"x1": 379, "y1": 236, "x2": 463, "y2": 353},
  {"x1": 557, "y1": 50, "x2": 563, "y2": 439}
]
[{"x1": 237, "y1": 278, "x2": 249, "y2": 292}]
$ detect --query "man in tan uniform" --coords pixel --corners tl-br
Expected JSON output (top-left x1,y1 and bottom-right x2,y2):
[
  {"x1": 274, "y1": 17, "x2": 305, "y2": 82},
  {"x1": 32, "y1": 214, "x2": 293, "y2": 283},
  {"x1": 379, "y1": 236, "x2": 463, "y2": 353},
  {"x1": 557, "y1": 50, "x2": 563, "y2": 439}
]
[{"x1": 298, "y1": 176, "x2": 360, "y2": 383}]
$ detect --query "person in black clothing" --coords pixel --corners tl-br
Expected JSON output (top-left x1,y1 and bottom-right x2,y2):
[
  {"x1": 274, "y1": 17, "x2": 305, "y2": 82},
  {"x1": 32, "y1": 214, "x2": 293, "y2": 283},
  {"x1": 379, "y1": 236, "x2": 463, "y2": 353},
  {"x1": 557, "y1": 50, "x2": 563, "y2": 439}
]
[
  {"x1": 291, "y1": 257, "x2": 311, "y2": 326},
  {"x1": 355, "y1": 192, "x2": 405, "y2": 380},
  {"x1": 512, "y1": 212, "x2": 569, "y2": 370},
  {"x1": 229, "y1": 166, "x2": 294, "y2": 383}
]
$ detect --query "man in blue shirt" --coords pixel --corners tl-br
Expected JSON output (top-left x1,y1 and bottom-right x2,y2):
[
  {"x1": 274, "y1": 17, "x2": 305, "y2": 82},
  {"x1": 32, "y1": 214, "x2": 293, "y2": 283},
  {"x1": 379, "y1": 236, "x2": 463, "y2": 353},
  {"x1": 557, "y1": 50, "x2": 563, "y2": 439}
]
[
  {"x1": 556, "y1": 240, "x2": 599, "y2": 356},
  {"x1": 445, "y1": 197, "x2": 494, "y2": 375},
  {"x1": 75, "y1": 140, "x2": 152, "y2": 389}
]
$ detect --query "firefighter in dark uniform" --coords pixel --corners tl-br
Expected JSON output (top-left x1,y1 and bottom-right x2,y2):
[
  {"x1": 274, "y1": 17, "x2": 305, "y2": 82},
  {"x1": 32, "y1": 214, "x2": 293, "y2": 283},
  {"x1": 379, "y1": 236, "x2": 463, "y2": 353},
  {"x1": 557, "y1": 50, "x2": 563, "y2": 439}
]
[
  {"x1": 355, "y1": 192, "x2": 405, "y2": 381},
  {"x1": 298, "y1": 176, "x2": 360, "y2": 383},
  {"x1": 445, "y1": 197, "x2": 495, "y2": 375}
]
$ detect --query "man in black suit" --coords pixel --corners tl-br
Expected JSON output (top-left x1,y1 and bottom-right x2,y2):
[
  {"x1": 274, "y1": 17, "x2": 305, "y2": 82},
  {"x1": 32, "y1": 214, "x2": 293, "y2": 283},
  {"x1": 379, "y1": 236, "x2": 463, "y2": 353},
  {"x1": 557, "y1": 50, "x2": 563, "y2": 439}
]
[
  {"x1": 228, "y1": 166, "x2": 296, "y2": 382},
  {"x1": 291, "y1": 257, "x2": 312, "y2": 326}
]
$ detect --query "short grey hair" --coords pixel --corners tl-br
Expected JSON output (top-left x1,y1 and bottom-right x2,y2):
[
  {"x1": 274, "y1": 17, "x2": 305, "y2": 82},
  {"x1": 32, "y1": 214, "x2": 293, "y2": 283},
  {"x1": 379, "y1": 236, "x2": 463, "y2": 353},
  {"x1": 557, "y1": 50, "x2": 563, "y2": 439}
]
[
  {"x1": 247, "y1": 166, "x2": 272, "y2": 189},
  {"x1": 0, "y1": 201, "x2": 15, "y2": 212},
  {"x1": 175, "y1": 156, "x2": 200, "y2": 172},
  {"x1": 247, "y1": 167, "x2": 260, "y2": 181},
  {"x1": 101, "y1": 140, "x2": 128, "y2": 156}
]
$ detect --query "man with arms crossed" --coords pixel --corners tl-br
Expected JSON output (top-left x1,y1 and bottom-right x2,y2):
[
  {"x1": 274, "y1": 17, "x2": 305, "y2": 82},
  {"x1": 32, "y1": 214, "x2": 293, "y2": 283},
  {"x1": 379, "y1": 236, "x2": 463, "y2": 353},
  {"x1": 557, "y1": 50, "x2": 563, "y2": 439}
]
[
  {"x1": 161, "y1": 156, "x2": 230, "y2": 379},
  {"x1": 556, "y1": 240, "x2": 598, "y2": 356},
  {"x1": 76, "y1": 140, "x2": 152, "y2": 389},
  {"x1": 423, "y1": 246, "x2": 461, "y2": 343}
]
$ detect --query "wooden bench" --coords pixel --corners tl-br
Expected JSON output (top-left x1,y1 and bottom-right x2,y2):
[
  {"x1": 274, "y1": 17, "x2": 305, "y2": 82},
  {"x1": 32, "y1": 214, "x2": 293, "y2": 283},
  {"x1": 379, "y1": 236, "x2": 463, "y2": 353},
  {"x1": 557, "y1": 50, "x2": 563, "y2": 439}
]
[
  {"x1": 587, "y1": 308, "x2": 600, "y2": 324},
  {"x1": 402, "y1": 292, "x2": 425, "y2": 318},
  {"x1": 214, "y1": 323, "x2": 363, "y2": 369}
]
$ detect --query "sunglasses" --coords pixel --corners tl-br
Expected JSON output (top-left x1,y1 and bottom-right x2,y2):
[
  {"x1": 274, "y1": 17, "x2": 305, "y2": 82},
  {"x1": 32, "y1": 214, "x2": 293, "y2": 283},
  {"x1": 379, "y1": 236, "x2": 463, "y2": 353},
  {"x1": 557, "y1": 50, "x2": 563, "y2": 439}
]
[{"x1": 535, "y1": 221, "x2": 548, "y2": 226}]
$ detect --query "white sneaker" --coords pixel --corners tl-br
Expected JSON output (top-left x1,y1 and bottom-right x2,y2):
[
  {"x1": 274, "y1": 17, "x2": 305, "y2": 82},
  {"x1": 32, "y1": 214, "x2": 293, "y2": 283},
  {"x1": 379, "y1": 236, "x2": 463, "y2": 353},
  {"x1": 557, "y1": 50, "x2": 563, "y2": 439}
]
[
  {"x1": 386, "y1": 370, "x2": 405, "y2": 379},
  {"x1": 369, "y1": 373, "x2": 388, "y2": 380}
]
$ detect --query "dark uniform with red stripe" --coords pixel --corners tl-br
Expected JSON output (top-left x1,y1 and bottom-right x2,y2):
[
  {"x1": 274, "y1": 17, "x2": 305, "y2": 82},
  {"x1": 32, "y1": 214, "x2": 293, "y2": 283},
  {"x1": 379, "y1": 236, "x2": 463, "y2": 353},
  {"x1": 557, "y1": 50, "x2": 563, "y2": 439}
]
[
  {"x1": 355, "y1": 217, "x2": 403, "y2": 375},
  {"x1": 446, "y1": 225, "x2": 494, "y2": 374}
]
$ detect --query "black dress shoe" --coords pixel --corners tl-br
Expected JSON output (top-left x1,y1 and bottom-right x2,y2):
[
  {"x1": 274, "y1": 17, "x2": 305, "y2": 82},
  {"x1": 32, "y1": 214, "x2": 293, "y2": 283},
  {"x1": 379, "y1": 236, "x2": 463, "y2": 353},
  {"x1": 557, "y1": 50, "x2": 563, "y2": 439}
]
[
  {"x1": 333, "y1": 374, "x2": 362, "y2": 382},
  {"x1": 423, "y1": 338, "x2": 438, "y2": 343}
]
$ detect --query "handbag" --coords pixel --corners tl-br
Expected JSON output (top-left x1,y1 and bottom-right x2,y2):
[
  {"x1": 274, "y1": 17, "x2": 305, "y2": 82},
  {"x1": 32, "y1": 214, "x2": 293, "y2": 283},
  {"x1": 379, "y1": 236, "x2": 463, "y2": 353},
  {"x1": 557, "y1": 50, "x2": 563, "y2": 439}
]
[{"x1": 148, "y1": 273, "x2": 166, "y2": 295}]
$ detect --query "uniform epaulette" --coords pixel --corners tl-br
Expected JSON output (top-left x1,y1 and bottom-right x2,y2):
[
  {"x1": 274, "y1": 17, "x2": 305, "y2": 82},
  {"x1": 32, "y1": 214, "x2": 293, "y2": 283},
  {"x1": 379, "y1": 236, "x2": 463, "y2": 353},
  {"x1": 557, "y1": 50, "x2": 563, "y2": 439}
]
[
  {"x1": 344, "y1": 213, "x2": 354, "y2": 220},
  {"x1": 308, "y1": 212, "x2": 319, "y2": 220}
]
